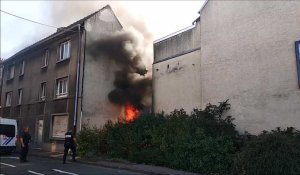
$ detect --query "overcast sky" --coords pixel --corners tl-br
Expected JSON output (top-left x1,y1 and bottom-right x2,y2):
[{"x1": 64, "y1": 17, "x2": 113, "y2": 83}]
[{"x1": 1, "y1": 1, "x2": 204, "y2": 59}]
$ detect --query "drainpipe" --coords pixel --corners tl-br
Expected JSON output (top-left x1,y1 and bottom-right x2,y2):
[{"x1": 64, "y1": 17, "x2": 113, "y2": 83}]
[
  {"x1": 79, "y1": 28, "x2": 87, "y2": 131},
  {"x1": 73, "y1": 24, "x2": 81, "y2": 134}
]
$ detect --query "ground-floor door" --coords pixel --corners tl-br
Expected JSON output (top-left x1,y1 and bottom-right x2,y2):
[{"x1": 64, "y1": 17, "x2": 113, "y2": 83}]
[{"x1": 37, "y1": 119, "x2": 44, "y2": 145}]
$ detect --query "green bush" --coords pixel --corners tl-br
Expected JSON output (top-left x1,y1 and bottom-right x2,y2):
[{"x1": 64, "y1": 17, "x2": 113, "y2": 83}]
[
  {"x1": 77, "y1": 100, "x2": 238, "y2": 175},
  {"x1": 161, "y1": 108, "x2": 237, "y2": 174},
  {"x1": 77, "y1": 101, "x2": 300, "y2": 175},
  {"x1": 232, "y1": 127, "x2": 300, "y2": 175},
  {"x1": 76, "y1": 124, "x2": 109, "y2": 157}
]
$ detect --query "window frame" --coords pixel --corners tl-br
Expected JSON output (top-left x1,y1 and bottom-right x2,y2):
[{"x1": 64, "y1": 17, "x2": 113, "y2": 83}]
[
  {"x1": 57, "y1": 40, "x2": 71, "y2": 62},
  {"x1": 295, "y1": 41, "x2": 300, "y2": 88},
  {"x1": 19, "y1": 60, "x2": 25, "y2": 76},
  {"x1": 18, "y1": 88, "x2": 22, "y2": 105},
  {"x1": 5, "y1": 91, "x2": 12, "y2": 107},
  {"x1": 40, "y1": 82, "x2": 46, "y2": 101},
  {"x1": 42, "y1": 50, "x2": 49, "y2": 68},
  {"x1": 7, "y1": 65, "x2": 15, "y2": 80},
  {"x1": 55, "y1": 77, "x2": 68, "y2": 98}
]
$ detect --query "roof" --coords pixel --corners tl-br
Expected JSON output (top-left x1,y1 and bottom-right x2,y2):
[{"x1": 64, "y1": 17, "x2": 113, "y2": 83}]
[
  {"x1": 199, "y1": 0, "x2": 209, "y2": 15},
  {"x1": 3, "y1": 5, "x2": 111, "y2": 64}
]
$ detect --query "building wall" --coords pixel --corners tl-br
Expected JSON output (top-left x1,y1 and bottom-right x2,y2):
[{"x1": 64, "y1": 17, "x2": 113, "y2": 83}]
[
  {"x1": 153, "y1": 24, "x2": 201, "y2": 113},
  {"x1": 154, "y1": 25, "x2": 201, "y2": 64},
  {"x1": 80, "y1": 7, "x2": 123, "y2": 128},
  {"x1": 200, "y1": 1, "x2": 300, "y2": 133},
  {"x1": 1, "y1": 32, "x2": 80, "y2": 147}
]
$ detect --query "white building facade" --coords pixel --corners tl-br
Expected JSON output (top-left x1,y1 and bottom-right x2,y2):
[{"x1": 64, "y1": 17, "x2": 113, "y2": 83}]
[{"x1": 153, "y1": 1, "x2": 300, "y2": 134}]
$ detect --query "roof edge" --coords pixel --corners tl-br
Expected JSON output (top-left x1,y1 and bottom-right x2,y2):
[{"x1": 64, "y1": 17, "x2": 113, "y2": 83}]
[
  {"x1": 105, "y1": 5, "x2": 123, "y2": 28},
  {"x1": 3, "y1": 5, "x2": 111, "y2": 64},
  {"x1": 3, "y1": 24, "x2": 82, "y2": 64},
  {"x1": 199, "y1": 0, "x2": 209, "y2": 15},
  {"x1": 153, "y1": 25, "x2": 196, "y2": 44}
]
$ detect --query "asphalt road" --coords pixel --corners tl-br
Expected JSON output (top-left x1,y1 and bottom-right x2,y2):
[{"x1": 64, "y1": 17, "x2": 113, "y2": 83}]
[{"x1": 0, "y1": 155, "x2": 144, "y2": 175}]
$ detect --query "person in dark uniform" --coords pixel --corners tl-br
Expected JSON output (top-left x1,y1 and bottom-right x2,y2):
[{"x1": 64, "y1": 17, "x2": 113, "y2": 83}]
[
  {"x1": 63, "y1": 129, "x2": 76, "y2": 164},
  {"x1": 20, "y1": 126, "x2": 31, "y2": 163}
]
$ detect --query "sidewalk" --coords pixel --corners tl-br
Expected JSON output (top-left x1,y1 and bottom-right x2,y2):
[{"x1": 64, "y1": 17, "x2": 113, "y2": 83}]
[{"x1": 29, "y1": 148, "x2": 200, "y2": 175}]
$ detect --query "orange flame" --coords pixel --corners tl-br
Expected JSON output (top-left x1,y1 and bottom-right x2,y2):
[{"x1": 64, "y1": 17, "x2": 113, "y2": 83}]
[{"x1": 125, "y1": 103, "x2": 139, "y2": 122}]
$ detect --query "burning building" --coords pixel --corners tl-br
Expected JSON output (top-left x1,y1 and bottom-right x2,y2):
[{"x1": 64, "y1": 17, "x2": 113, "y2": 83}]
[{"x1": 0, "y1": 5, "x2": 151, "y2": 151}]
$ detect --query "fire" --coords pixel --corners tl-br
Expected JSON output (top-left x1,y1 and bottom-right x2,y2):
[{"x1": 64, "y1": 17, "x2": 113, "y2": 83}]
[{"x1": 125, "y1": 103, "x2": 139, "y2": 122}]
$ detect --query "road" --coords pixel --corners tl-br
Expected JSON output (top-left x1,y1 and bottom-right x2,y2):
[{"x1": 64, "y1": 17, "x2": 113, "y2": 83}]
[{"x1": 0, "y1": 155, "x2": 144, "y2": 175}]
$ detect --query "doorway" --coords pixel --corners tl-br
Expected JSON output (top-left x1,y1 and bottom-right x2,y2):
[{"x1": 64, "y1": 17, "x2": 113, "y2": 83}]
[{"x1": 37, "y1": 119, "x2": 44, "y2": 145}]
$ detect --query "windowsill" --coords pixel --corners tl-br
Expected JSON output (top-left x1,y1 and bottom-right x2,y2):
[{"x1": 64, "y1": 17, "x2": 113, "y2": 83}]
[
  {"x1": 19, "y1": 75, "x2": 24, "y2": 80},
  {"x1": 6, "y1": 78, "x2": 14, "y2": 82},
  {"x1": 41, "y1": 65, "x2": 48, "y2": 69},
  {"x1": 50, "y1": 137, "x2": 64, "y2": 141},
  {"x1": 38, "y1": 99, "x2": 46, "y2": 103},
  {"x1": 56, "y1": 57, "x2": 70, "y2": 64},
  {"x1": 54, "y1": 95, "x2": 68, "y2": 100},
  {"x1": 4, "y1": 106, "x2": 11, "y2": 108}
]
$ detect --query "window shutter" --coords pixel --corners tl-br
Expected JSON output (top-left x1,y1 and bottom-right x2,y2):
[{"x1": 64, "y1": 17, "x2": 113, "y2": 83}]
[
  {"x1": 296, "y1": 41, "x2": 300, "y2": 88},
  {"x1": 57, "y1": 46, "x2": 60, "y2": 61}
]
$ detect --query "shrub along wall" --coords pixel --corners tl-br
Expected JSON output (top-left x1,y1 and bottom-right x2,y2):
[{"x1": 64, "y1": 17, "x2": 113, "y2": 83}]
[
  {"x1": 77, "y1": 101, "x2": 300, "y2": 175},
  {"x1": 232, "y1": 127, "x2": 300, "y2": 175}
]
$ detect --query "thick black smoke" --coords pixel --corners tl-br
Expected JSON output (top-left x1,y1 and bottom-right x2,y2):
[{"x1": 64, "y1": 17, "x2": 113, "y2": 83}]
[{"x1": 87, "y1": 31, "x2": 152, "y2": 110}]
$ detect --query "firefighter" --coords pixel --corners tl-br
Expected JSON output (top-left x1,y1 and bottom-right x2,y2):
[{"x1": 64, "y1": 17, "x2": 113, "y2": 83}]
[{"x1": 63, "y1": 129, "x2": 76, "y2": 164}]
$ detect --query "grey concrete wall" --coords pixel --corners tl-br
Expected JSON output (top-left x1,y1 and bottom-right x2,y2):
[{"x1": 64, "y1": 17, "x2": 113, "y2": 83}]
[
  {"x1": 200, "y1": 1, "x2": 300, "y2": 134},
  {"x1": 153, "y1": 50, "x2": 201, "y2": 113},
  {"x1": 81, "y1": 7, "x2": 123, "y2": 128},
  {"x1": 154, "y1": 25, "x2": 200, "y2": 63},
  {"x1": 153, "y1": 23, "x2": 201, "y2": 113}
]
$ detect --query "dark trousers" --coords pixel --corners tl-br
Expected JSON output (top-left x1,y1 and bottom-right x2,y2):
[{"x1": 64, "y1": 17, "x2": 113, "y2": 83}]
[
  {"x1": 63, "y1": 144, "x2": 76, "y2": 163},
  {"x1": 20, "y1": 145, "x2": 29, "y2": 162}
]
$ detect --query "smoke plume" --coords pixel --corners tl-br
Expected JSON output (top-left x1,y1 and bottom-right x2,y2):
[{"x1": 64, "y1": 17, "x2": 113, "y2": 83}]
[
  {"x1": 47, "y1": 1, "x2": 153, "y2": 71},
  {"x1": 87, "y1": 30, "x2": 152, "y2": 110},
  {"x1": 47, "y1": 1, "x2": 153, "y2": 110}
]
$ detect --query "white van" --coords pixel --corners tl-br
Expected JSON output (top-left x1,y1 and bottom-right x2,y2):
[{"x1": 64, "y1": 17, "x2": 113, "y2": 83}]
[{"x1": 0, "y1": 118, "x2": 18, "y2": 153}]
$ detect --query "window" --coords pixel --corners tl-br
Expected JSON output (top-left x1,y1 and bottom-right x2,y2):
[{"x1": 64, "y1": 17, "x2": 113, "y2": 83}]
[
  {"x1": 58, "y1": 41, "x2": 71, "y2": 61},
  {"x1": 42, "y1": 50, "x2": 49, "y2": 67},
  {"x1": 52, "y1": 115, "x2": 68, "y2": 138},
  {"x1": 56, "y1": 77, "x2": 68, "y2": 98},
  {"x1": 0, "y1": 66, "x2": 3, "y2": 79},
  {"x1": 0, "y1": 124, "x2": 15, "y2": 137},
  {"x1": 18, "y1": 89, "x2": 22, "y2": 105},
  {"x1": 5, "y1": 92, "x2": 12, "y2": 107},
  {"x1": 40, "y1": 82, "x2": 46, "y2": 101},
  {"x1": 19, "y1": 60, "x2": 25, "y2": 75},
  {"x1": 7, "y1": 65, "x2": 14, "y2": 80},
  {"x1": 296, "y1": 41, "x2": 300, "y2": 88}
]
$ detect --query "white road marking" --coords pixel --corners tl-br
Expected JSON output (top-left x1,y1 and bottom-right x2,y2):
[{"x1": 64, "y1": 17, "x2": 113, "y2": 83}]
[
  {"x1": 0, "y1": 162, "x2": 16, "y2": 167},
  {"x1": 0, "y1": 157, "x2": 19, "y2": 159},
  {"x1": 52, "y1": 169, "x2": 79, "y2": 175},
  {"x1": 50, "y1": 154, "x2": 64, "y2": 157},
  {"x1": 28, "y1": 170, "x2": 45, "y2": 175}
]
